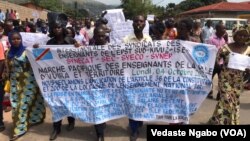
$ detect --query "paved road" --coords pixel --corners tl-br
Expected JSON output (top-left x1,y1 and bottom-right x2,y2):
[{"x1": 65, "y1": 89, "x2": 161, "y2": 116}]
[{"x1": 1, "y1": 76, "x2": 250, "y2": 141}]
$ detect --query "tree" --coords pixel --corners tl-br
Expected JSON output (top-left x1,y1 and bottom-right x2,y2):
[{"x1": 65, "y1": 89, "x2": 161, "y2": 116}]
[
  {"x1": 165, "y1": 3, "x2": 176, "y2": 18},
  {"x1": 30, "y1": 0, "x2": 40, "y2": 6},
  {"x1": 38, "y1": 0, "x2": 61, "y2": 12},
  {"x1": 151, "y1": 5, "x2": 165, "y2": 19},
  {"x1": 121, "y1": 0, "x2": 154, "y2": 19},
  {"x1": 178, "y1": 0, "x2": 203, "y2": 12}
]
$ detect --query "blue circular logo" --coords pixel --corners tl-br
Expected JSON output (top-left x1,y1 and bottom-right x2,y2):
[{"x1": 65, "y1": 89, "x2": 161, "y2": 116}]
[{"x1": 192, "y1": 45, "x2": 209, "y2": 64}]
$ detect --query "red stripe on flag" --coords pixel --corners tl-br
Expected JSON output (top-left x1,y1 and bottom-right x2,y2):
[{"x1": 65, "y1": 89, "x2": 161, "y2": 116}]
[{"x1": 35, "y1": 48, "x2": 50, "y2": 61}]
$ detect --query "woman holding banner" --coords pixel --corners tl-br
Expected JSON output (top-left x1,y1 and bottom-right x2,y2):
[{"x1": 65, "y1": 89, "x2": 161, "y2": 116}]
[
  {"x1": 89, "y1": 25, "x2": 111, "y2": 141},
  {"x1": 208, "y1": 27, "x2": 250, "y2": 125},
  {"x1": 167, "y1": 18, "x2": 201, "y2": 126},
  {"x1": 6, "y1": 31, "x2": 45, "y2": 140},
  {"x1": 45, "y1": 13, "x2": 77, "y2": 140}
]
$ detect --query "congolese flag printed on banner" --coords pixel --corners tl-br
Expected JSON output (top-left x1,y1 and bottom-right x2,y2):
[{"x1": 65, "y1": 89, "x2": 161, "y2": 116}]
[{"x1": 26, "y1": 40, "x2": 218, "y2": 124}]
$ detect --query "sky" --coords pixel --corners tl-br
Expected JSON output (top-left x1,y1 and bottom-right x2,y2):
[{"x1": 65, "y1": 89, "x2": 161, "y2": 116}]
[{"x1": 95, "y1": 0, "x2": 250, "y2": 6}]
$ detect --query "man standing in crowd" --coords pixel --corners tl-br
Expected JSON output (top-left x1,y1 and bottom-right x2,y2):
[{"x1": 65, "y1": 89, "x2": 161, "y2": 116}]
[
  {"x1": 74, "y1": 21, "x2": 87, "y2": 45},
  {"x1": 4, "y1": 19, "x2": 14, "y2": 35},
  {"x1": 14, "y1": 10, "x2": 19, "y2": 20},
  {"x1": 80, "y1": 18, "x2": 94, "y2": 45},
  {"x1": 123, "y1": 15, "x2": 152, "y2": 141},
  {"x1": 9, "y1": 9, "x2": 16, "y2": 20},
  {"x1": 0, "y1": 9, "x2": 5, "y2": 22},
  {"x1": 201, "y1": 20, "x2": 214, "y2": 43},
  {"x1": 89, "y1": 26, "x2": 109, "y2": 141},
  {"x1": 149, "y1": 16, "x2": 165, "y2": 40},
  {"x1": 5, "y1": 9, "x2": 9, "y2": 21}
]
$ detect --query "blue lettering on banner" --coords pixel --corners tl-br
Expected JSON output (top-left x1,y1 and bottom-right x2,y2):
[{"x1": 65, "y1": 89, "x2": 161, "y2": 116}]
[
  {"x1": 43, "y1": 86, "x2": 209, "y2": 123},
  {"x1": 26, "y1": 40, "x2": 217, "y2": 124}
]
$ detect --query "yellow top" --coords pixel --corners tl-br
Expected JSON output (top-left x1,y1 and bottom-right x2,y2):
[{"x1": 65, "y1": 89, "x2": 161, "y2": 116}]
[{"x1": 123, "y1": 33, "x2": 152, "y2": 43}]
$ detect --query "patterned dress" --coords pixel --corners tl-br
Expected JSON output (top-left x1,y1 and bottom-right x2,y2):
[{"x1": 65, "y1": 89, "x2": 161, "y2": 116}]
[
  {"x1": 7, "y1": 51, "x2": 45, "y2": 137},
  {"x1": 208, "y1": 45, "x2": 250, "y2": 125}
]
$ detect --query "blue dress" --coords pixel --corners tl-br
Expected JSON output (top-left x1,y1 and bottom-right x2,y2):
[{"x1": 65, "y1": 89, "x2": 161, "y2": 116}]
[{"x1": 8, "y1": 51, "x2": 45, "y2": 136}]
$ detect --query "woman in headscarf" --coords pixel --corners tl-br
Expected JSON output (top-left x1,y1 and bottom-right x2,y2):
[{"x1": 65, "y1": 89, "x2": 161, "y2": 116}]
[
  {"x1": 208, "y1": 27, "x2": 250, "y2": 125},
  {"x1": 6, "y1": 31, "x2": 45, "y2": 140}
]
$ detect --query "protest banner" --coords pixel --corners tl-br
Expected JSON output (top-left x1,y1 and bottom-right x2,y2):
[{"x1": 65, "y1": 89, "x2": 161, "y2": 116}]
[
  {"x1": 104, "y1": 9, "x2": 125, "y2": 26},
  {"x1": 104, "y1": 9, "x2": 149, "y2": 44},
  {"x1": 109, "y1": 20, "x2": 149, "y2": 44},
  {"x1": 109, "y1": 21, "x2": 133, "y2": 44},
  {"x1": 20, "y1": 32, "x2": 50, "y2": 47},
  {"x1": 228, "y1": 52, "x2": 250, "y2": 71},
  {"x1": 26, "y1": 40, "x2": 217, "y2": 124},
  {"x1": 147, "y1": 14, "x2": 155, "y2": 21}
]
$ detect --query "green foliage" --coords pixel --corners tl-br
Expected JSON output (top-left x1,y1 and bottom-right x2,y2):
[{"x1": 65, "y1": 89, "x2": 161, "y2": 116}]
[
  {"x1": 10, "y1": 0, "x2": 228, "y2": 20},
  {"x1": 121, "y1": 0, "x2": 154, "y2": 19},
  {"x1": 62, "y1": 1, "x2": 117, "y2": 19},
  {"x1": 120, "y1": 0, "x2": 227, "y2": 20},
  {"x1": 178, "y1": 0, "x2": 203, "y2": 12},
  {"x1": 38, "y1": 0, "x2": 62, "y2": 12},
  {"x1": 9, "y1": 0, "x2": 116, "y2": 19},
  {"x1": 165, "y1": 3, "x2": 176, "y2": 18},
  {"x1": 30, "y1": 0, "x2": 40, "y2": 6},
  {"x1": 62, "y1": 3, "x2": 90, "y2": 20},
  {"x1": 151, "y1": 5, "x2": 165, "y2": 19}
]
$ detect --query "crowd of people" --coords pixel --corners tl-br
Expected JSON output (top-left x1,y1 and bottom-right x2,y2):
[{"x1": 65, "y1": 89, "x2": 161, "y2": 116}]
[
  {"x1": 0, "y1": 9, "x2": 250, "y2": 141},
  {"x1": 0, "y1": 9, "x2": 20, "y2": 22}
]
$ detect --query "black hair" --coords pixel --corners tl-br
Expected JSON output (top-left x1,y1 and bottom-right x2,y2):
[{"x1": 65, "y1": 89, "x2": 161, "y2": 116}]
[
  {"x1": 94, "y1": 26, "x2": 105, "y2": 35},
  {"x1": 27, "y1": 22, "x2": 36, "y2": 33},
  {"x1": 178, "y1": 18, "x2": 193, "y2": 31},
  {"x1": 13, "y1": 20, "x2": 19, "y2": 27},
  {"x1": 0, "y1": 22, "x2": 4, "y2": 28},
  {"x1": 47, "y1": 12, "x2": 68, "y2": 28},
  {"x1": 133, "y1": 15, "x2": 146, "y2": 22},
  {"x1": 95, "y1": 17, "x2": 108, "y2": 27},
  {"x1": 165, "y1": 18, "x2": 175, "y2": 28},
  {"x1": 66, "y1": 27, "x2": 75, "y2": 38},
  {"x1": 5, "y1": 19, "x2": 13, "y2": 24},
  {"x1": 48, "y1": 23, "x2": 67, "y2": 38},
  {"x1": 206, "y1": 20, "x2": 212, "y2": 24},
  {"x1": 176, "y1": 18, "x2": 193, "y2": 40},
  {"x1": 215, "y1": 22, "x2": 224, "y2": 31},
  {"x1": 47, "y1": 12, "x2": 68, "y2": 37}
]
